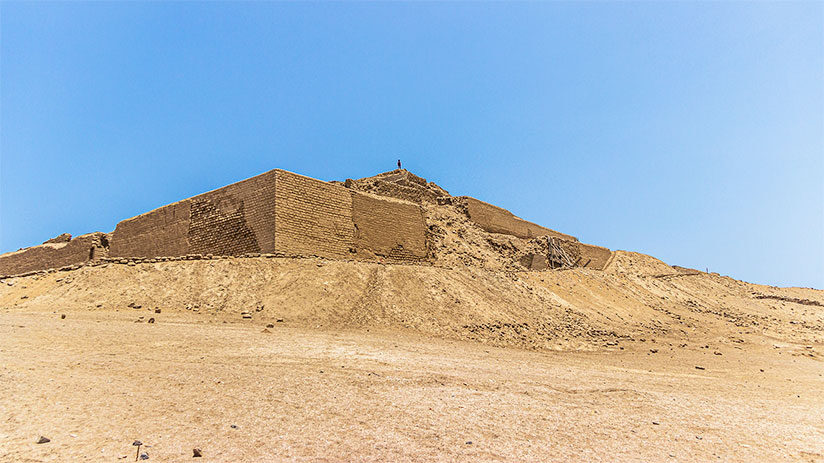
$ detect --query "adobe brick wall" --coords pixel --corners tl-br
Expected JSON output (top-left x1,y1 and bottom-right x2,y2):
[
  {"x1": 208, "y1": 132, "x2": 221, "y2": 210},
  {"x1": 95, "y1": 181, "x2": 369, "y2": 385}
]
[
  {"x1": 0, "y1": 232, "x2": 108, "y2": 276},
  {"x1": 578, "y1": 243, "x2": 612, "y2": 270},
  {"x1": 189, "y1": 170, "x2": 277, "y2": 255},
  {"x1": 3, "y1": 167, "x2": 606, "y2": 273},
  {"x1": 109, "y1": 200, "x2": 191, "y2": 258},
  {"x1": 273, "y1": 170, "x2": 355, "y2": 258},
  {"x1": 109, "y1": 170, "x2": 277, "y2": 258},
  {"x1": 107, "y1": 169, "x2": 429, "y2": 262},
  {"x1": 351, "y1": 192, "x2": 427, "y2": 261},
  {"x1": 459, "y1": 197, "x2": 578, "y2": 242}
]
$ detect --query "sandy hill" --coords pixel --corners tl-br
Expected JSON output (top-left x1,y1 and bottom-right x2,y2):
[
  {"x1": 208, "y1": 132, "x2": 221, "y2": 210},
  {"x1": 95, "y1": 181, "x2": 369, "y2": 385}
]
[
  {"x1": 1, "y1": 194, "x2": 821, "y2": 352},
  {"x1": 2, "y1": 169, "x2": 823, "y2": 462}
]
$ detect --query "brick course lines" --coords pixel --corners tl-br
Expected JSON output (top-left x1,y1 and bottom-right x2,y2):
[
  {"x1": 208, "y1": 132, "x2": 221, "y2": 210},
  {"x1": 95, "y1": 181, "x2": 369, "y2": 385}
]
[
  {"x1": 273, "y1": 170, "x2": 354, "y2": 258},
  {"x1": 0, "y1": 233, "x2": 108, "y2": 275},
  {"x1": 109, "y1": 170, "x2": 277, "y2": 258},
  {"x1": 460, "y1": 197, "x2": 578, "y2": 242},
  {"x1": 109, "y1": 200, "x2": 191, "y2": 258},
  {"x1": 351, "y1": 192, "x2": 427, "y2": 262}
]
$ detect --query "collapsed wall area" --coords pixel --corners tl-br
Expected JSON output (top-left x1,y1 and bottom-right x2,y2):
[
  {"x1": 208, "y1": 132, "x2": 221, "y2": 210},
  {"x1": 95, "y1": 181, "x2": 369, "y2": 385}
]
[
  {"x1": 457, "y1": 196, "x2": 577, "y2": 242},
  {"x1": 344, "y1": 169, "x2": 450, "y2": 204},
  {"x1": 0, "y1": 233, "x2": 108, "y2": 275},
  {"x1": 0, "y1": 168, "x2": 609, "y2": 275},
  {"x1": 578, "y1": 243, "x2": 612, "y2": 270}
]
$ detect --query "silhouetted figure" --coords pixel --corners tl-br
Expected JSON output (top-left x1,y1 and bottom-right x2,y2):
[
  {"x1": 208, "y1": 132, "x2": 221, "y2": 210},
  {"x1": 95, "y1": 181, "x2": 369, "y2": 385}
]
[{"x1": 397, "y1": 159, "x2": 402, "y2": 170}]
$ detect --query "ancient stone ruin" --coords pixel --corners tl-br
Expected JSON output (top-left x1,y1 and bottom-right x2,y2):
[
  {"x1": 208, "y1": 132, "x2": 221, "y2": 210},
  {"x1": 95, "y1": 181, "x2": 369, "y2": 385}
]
[{"x1": 0, "y1": 168, "x2": 612, "y2": 276}]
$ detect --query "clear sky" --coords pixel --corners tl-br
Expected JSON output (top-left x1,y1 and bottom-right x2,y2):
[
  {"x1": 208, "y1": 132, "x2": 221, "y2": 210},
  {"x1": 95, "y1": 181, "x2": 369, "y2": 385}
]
[{"x1": 1, "y1": 2, "x2": 822, "y2": 288}]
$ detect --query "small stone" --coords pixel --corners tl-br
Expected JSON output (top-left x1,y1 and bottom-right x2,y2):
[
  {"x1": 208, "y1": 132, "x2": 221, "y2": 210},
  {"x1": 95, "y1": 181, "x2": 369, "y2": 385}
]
[
  {"x1": 695, "y1": 366, "x2": 705, "y2": 370},
  {"x1": 132, "y1": 440, "x2": 142, "y2": 446},
  {"x1": 140, "y1": 452, "x2": 149, "y2": 460},
  {"x1": 148, "y1": 318, "x2": 155, "y2": 324},
  {"x1": 36, "y1": 436, "x2": 50, "y2": 444},
  {"x1": 230, "y1": 424, "x2": 238, "y2": 429},
  {"x1": 262, "y1": 328, "x2": 271, "y2": 333},
  {"x1": 652, "y1": 421, "x2": 660, "y2": 425},
  {"x1": 266, "y1": 324, "x2": 274, "y2": 328},
  {"x1": 276, "y1": 318, "x2": 284, "y2": 323},
  {"x1": 155, "y1": 308, "x2": 161, "y2": 314},
  {"x1": 650, "y1": 349, "x2": 658, "y2": 353},
  {"x1": 60, "y1": 314, "x2": 66, "y2": 319},
  {"x1": 241, "y1": 312, "x2": 252, "y2": 319},
  {"x1": 193, "y1": 448, "x2": 202, "y2": 458},
  {"x1": 713, "y1": 351, "x2": 722, "y2": 356},
  {"x1": 465, "y1": 441, "x2": 472, "y2": 445}
]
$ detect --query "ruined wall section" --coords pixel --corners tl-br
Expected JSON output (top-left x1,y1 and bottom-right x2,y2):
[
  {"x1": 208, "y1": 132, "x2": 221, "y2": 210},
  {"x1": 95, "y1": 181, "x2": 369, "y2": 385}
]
[
  {"x1": 344, "y1": 170, "x2": 450, "y2": 204},
  {"x1": 273, "y1": 170, "x2": 354, "y2": 258},
  {"x1": 0, "y1": 233, "x2": 108, "y2": 276},
  {"x1": 109, "y1": 170, "x2": 277, "y2": 258},
  {"x1": 351, "y1": 192, "x2": 428, "y2": 262},
  {"x1": 578, "y1": 243, "x2": 613, "y2": 270},
  {"x1": 458, "y1": 197, "x2": 578, "y2": 242}
]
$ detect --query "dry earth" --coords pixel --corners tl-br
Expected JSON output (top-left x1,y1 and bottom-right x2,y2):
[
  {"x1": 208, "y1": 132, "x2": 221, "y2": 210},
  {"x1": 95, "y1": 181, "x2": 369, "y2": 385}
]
[{"x1": 1, "y1": 253, "x2": 823, "y2": 461}]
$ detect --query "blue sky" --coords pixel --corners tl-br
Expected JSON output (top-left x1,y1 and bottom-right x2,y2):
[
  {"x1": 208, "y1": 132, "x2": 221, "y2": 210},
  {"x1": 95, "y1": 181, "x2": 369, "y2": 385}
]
[{"x1": 1, "y1": 2, "x2": 822, "y2": 288}]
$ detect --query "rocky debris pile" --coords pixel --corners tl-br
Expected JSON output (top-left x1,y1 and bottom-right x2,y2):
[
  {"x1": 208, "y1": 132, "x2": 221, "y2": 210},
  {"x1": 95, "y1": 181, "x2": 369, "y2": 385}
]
[
  {"x1": 43, "y1": 233, "x2": 72, "y2": 244},
  {"x1": 754, "y1": 294, "x2": 824, "y2": 307},
  {"x1": 424, "y1": 201, "x2": 585, "y2": 271},
  {"x1": 424, "y1": 204, "x2": 522, "y2": 270},
  {"x1": 516, "y1": 236, "x2": 581, "y2": 270},
  {"x1": 343, "y1": 169, "x2": 450, "y2": 204}
]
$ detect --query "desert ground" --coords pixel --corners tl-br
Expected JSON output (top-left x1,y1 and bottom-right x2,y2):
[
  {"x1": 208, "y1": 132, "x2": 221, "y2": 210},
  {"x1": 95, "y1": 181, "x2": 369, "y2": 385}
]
[{"x1": 1, "y1": 254, "x2": 823, "y2": 462}]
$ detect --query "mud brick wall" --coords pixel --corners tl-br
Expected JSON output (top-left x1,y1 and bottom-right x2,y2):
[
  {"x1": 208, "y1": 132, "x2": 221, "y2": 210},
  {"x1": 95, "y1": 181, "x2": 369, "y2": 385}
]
[
  {"x1": 188, "y1": 170, "x2": 277, "y2": 255},
  {"x1": 109, "y1": 170, "x2": 278, "y2": 258},
  {"x1": 0, "y1": 233, "x2": 108, "y2": 276},
  {"x1": 351, "y1": 192, "x2": 428, "y2": 261},
  {"x1": 459, "y1": 197, "x2": 577, "y2": 242},
  {"x1": 109, "y1": 200, "x2": 191, "y2": 257},
  {"x1": 578, "y1": 243, "x2": 612, "y2": 270},
  {"x1": 273, "y1": 170, "x2": 355, "y2": 258}
]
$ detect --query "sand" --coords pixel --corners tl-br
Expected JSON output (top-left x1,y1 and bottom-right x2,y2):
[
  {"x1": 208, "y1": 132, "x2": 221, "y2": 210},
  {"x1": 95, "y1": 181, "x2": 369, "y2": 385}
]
[{"x1": 1, "y1": 251, "x2": 822, "y2": 461}]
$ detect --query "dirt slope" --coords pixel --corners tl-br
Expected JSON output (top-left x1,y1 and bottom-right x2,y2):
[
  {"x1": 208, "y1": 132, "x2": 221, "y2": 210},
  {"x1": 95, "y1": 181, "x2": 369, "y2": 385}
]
[
  {"x1": 1, "y1": 251, "x2": 821, "y2": 353},
  {"x1": 1, "y1": 244, "x2": 823, "y2": 462}
]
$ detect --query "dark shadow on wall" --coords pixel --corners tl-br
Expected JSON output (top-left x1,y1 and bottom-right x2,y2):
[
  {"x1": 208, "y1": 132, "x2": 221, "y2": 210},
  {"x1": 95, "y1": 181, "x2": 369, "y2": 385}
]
[{"x1": 188, "y1": 197, "x2": 261, "y2": 255}]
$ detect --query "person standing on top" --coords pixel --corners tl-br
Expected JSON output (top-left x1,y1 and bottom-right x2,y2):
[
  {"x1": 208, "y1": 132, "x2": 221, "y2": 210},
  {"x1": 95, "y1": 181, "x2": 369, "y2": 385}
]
[{"x1": 397, "y1": 159, "x2": 402, "y2": 170}]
